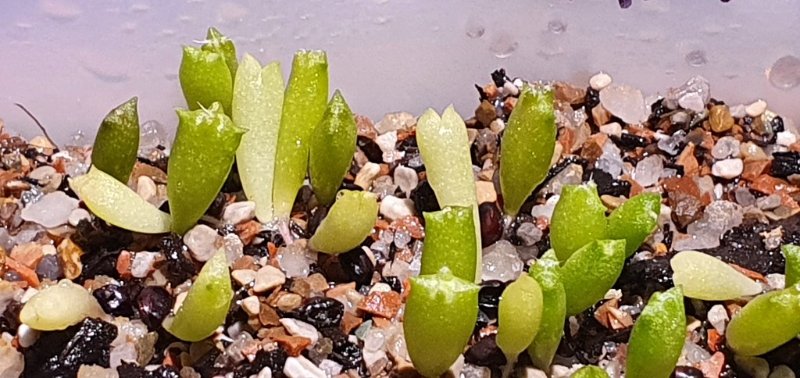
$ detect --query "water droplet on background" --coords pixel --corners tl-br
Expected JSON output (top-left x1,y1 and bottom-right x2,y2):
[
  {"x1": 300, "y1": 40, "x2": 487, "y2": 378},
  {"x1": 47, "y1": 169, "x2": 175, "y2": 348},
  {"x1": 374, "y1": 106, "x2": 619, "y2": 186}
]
[
  {"x1": 489, "y1": 32, "x2": 518, "y2": 59},
  {"x1": 685, "y1": 49, "x2": 708, "y2": 67},
  {"x1": 81, "y1": 61, "x2": 130, "y2": 83},
  {"x1": 39, "y1": 0, "x2": 83, "y2": 21},
  {"x1": 767, "y1": 55, "x2": 800, "y2": 90},
  {"x1": 547, "y1": 20, "x2": 567, "y2": 34},
  {"x1": 465, "y1": 17, "x2": 485, "y2": 39},
  {"x1": 374, "y1": 16, "x2": 390, "y2": 25},
  {"x1": 129, "y1": 3, "x2": 150, "y2": 13},
  {"x1": 121, "y1": 22, "x2": 137, "y2": 33}
]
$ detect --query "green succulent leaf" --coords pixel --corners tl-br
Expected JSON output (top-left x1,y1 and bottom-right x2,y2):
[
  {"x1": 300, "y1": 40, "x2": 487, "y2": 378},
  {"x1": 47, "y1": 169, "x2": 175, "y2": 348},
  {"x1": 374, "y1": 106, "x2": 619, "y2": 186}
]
[
  {"x1": 70, "y1": 166, "x2": 171, "y2": 234},
  {"x1": 309, "y1": 90, "x2": 357, "y2": 205},
  {"x1": 782, "y1": 244, "x2": 800, "y2": 287},
  {"x1": 201, "y1": 27, "x2": 238, "y2": 80},
  {"x1": 420, "y1": 206, "x2": 478, "y2": 282},
  {"x1": 527, "y1": 249, "x2": 566, "y2": 371},
  {"x1": 168, "y1": 102, "x2": 245, "y2": 234},
  {"x1": 499, "y1": 87, "x2": 556, "y2": 217},
  {"x1": 606, "y1": 192, "x2": 661, "y2": 256},
  {"x1": 309, "y1": 190, "x2": 378, "y2": 254},
  {"x1": 571, "y1": 365, "x2": 609, "y2": 378},
  {"x1": 233, "y1": 54, "x2": 284, "y2": 223},
  {"x1": 179, "y1": 46, "x2": 233, "y2": 115},
  {"x1": 561, "y1": 239, "x2": 626, "y2": 316},
  {"x1": 626, "y1": 286, "x2": 686, "y2": 378},
  {"x1": 550, "y1": 184, "x2": 608, "y2": 262},
  {"x1": 497, "y1": 275, "x2": 544, "y2": 358},
  {"x1": 404, "y1": 268, "x2": 479, "y2": 378},
  {"x1": 272, "y1": 50, "x2": 329, "y2": 218},
  {"x1": 165, "y1": 249, "x2": 233, "y2": 341},
  {"x1": 727, "y1": 283, "x2": 800, "y2": 356},
  {"x1": 416, "y1": 106, "x2": 482, "y2": 281},
  {"x1": 671, "y1": 250, "x2": 762, "y2": 301},
  {"x1": 91, "y1": 97, "x2": 139, "y2": 183}
]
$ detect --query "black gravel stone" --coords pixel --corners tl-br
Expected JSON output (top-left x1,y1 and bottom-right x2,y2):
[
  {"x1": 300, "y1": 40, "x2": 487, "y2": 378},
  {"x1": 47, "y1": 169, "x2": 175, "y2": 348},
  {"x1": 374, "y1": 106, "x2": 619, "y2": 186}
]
[
  {"x1": 411, "y1": 180, "x2": 440, "y2": 217},
  {"x1": 25, "y1": 318, "x2": 118, "y2": 378},
  {"x1": 357, "y1": 136, "x2": 383, "y2": 163},
  {"x1": 771, "y1": 151, "x2": 800, "y2": 178},
  {"x1": 382, "y1": 276, "x2": 403, "y2": 293},
  {"x1": 136, "y1": 286, "x2": 173, "y2": 330},
  {"x1": 479, "y1": 202, "x2": 503, "y2": 247},
  {"x1": 563, "y1": 314, "x2": 630, "y2": 364},
  {"x1": 339, "y1": 248, "x2": 375, "y2": 287},
  {"x1": 117, "y1": 363, "x2": 181, "y2": 378},
  {"x1": 615, "y1": 257, "x2": 673, "y2": 304},
  {"x1": 586, "y1": 168, "x2": 631, "y2": 198},
  {"x1": 491, "y1": 69, "x2": 507, "y2": 89},
  {"x1": 160, "y1": 234, "x2": 196, "y2": 286},
  {"x1": 231, "y1": 348, "x2": 289, "y2": 378},
  {"x1": 464, "y1": 334, "x2": 507, "y2": 367},
  {"x1": 291, "y1": 297, "x2": 344, "y2": 329},
  {"x1": 478, "y1": 280, "x2": 506, "y2": 320},
  {"x1": 612, "y1": 133, "x2": 648, "y2": 150},
  {"x1": 93, "y1": 284, "x2": 134, "y2": 317},
  {"x1": 772, "y1": 116, "x2": 785, "y2": 133},
  {"x1": 584, "y1": 87, "x2": 600, "y2": 115},
  {"x1": 703, "y1": 219, "x2": 791, "y2": 275},
  {"x1": 322, "y1": 327, "x2": 366, "y2": 375},
  {"x1": 206, "y1": 192, "x2": 227, "y2": 218},
  {"x1": 673, "y1": 366, "x2": 705, "y2": 378}
]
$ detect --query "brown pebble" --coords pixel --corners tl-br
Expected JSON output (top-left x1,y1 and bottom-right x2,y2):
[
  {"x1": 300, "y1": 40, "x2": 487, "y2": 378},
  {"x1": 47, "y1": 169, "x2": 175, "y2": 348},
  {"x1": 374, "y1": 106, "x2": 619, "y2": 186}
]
[
  {"x1": 591, "y1": 105, "x2": 611, "y2": 126},
  {"x1": 741, "y1": 160, "x2": 771, "y2": 182},
  {"x1": 236, "y1": 221, "x2": 261, "y2": 246},
  {"x1": 289, "y1": 279, "x2": 312, "y2": 298},
  {"x1": 502, "y1": 97, "x2": 517, "y2": 114},
  {"x1": 475, "y1": 100, "x2": 496, "y2": 127},
  {"x1": 356, "y1": 115, "x2": 377, "y2": 140},
  {"x1": 676, "y1": 143, "x2": 699, "y2": 177},
  {"x1": 9, "y1": 243, "x2": 43, "y2": 269},
  {"x1": 554, "y1": 82, "x2": 586, "y2": 105},
  {"x1": 258, "y1": 303, "x2": 282, "y2": 327},
  {"x1": 358, "y1": 291, "x2": 403, "y2": 319},
  {"x1": 304, "y1": 273, "x2": 330, "y2": 293},
  {"x1": 709, "y1": 105, "x2": 734, "y2": 133},
  {"x1": 341, "y1": 311, "x2": 363, "y2": 335},
  {"x1": 58, "y1": 238, "x2": 84, "y2": 280},
  {"x1": 273, "y1": 335, "x2": 311, "y2": 357},
  {"x1": 274, "y1": 292, "x2": 303, "y2": 312},
  {"x1": 231, "y1": 255, "x2": 257, "y2": 271}
]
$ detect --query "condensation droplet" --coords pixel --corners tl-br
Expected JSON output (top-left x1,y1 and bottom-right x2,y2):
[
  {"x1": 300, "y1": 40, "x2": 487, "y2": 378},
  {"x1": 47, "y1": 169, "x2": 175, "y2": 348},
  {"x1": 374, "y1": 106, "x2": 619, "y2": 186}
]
[
  {"x1": 665, "y1": 69, "x2": 676, "y2": 76},
  {"x1": 547, "y1": 20, "x2": 567, "y2": 34},
  {"x1": 129, "y1": 3, "x2": 150, "y2": 13},
  {"x1": 685, "y1": 50, "x2": 708, "y2": 67},
  {"x1": 121, "y1": 22, "x2": 137, "y2": 33},
  {"x1": 39, "y1": 0, "x2": 83, "y2": 21},
  {"x1": 82, "y1": 61, "x2": 130, "y2": 83},
  {"x1": 374, "y1": 16, "x2": 390, "y2": 25},
  {"x1": 465, "y1": 17, "x2": 485, "y2": 39},
  {"x1": 489, "y1": 32, "x2": 518, "y2": 59},
  {"x1": 16, "y1": 22, "x2": 33, "y2": 29},
  {"x1": 160, "y1": 29, "x2": 176, "y2": 37},
  {"x1": 767, "y1": 55, "x2": 800, "y2": 90},
  {"x1": 178, "y1": 15, "x2": 192, "y2": 23},
  {"x1": 299, "y1": 13, "x2": 310, "y2": 21}
]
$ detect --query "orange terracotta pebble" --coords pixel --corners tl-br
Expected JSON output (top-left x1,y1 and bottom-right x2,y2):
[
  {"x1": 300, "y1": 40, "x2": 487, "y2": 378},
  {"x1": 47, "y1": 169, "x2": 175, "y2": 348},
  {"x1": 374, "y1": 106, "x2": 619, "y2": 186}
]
[
  {"x1": 707, "y1": 329, "x2": 723, "y2": 352},
  {"x1": 116, "y1": 250, "x2": 133, "y2": 279},
  {"x1": 9, "y1": 243, "x2": 43, "y2": 269},
  {"x1": 273, "y1": 335, "x2": 311, "y2": 357},
  {"x1": 741, "y1": 160, "x2": 771, "y2": 182},
  {"x1": 5, "y1": 257, "x2": 39, "y2": 288},
  {"x1": 676, "y1": 143, "x2": 699, "y2": 177},
  {"x1": 236, "y1": 220, "x2": 261, "y2": 245},
  {"x1": 728, "y1": 263, "x2": 767, "y2": 283},
  {"x1": 341, "y1": 311, "x2": 363, "y2": 335},
  {"x1": 358, "y1": 291, "x2": 402, "y2": 319}
]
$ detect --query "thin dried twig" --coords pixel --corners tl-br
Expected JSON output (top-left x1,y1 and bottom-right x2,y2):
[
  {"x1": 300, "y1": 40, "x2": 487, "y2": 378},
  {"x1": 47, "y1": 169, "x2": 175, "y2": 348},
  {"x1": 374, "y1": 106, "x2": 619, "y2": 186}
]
[{"x1": 14, "y1": 103, "x2": 60, "y2": 150}]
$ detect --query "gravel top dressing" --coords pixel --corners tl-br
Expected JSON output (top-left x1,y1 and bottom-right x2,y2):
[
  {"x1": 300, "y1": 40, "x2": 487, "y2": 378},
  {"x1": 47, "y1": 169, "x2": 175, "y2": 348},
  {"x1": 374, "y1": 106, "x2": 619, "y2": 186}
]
[{"x1": 1, "y1": 27, "x2": 799, "y2": 378}]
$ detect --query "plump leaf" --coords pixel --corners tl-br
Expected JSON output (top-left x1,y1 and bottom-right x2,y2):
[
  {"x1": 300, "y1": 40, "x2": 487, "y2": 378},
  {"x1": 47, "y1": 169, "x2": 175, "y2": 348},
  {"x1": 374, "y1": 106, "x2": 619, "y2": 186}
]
[
  {"x1": 607, "y1": 192, "x2": 661, "y2": 256},
  {"x1": 420, "y1": 206, "x2": 477, "y2": 282},
  {"x1": 572, "y1": 366, "x2": 609, "y2": 378},
  {"x1": 20, "y1": 280, "x2": 105, "y2": 331},
  {"x1": 727, "y1": 283, "x2": 800, "y2": 356},
  {"x1": 416, "y1": 106, "x2": 482, "y2": 281},
  {"x1": 497, "y1": 275, "x2": 543, "y2": 358},
  {"x1": 309, "y1": 190, "x2": 378, "y2": 254},
  {"x1": 272, "y1": 50, "x2": 329, "y2": 218},
  {"x1": 561, "y1": 239, "x2": 626, "y2": 316},
  {"x1": 550, "y1": 184, "x2": 608, "y2": 262},
  {"x1": 499, "y1": 87, "x2": 556, "y2": 216},
  {"x1": 782, "y1": 244, "x2": 800, "y2": 287},
  {"x1": 404, "y1": 268, "x2": 479, "y2": 378},
  {"x1": 168, "y1": 103, "x2": 245, "y2": 234},
  {"x1": 165, "y1": 249, "x2": 233, "y2": 341},
  {"x1": 671, "y1": 250, "x2": 762, "y2": 301},
  {"x1": 233, "y1": 54, "x2": 284, "y2": 222},
  {"x1": 626, "y1": 287, "x2": 685, "y2": 378},
  {"x1": 202, "y1": 27, "x2": 238, "y2": 80},
  {"x1": 91, "y1": 97, "x2": 139, "y2": 183},
  {"x1": 309, "y1": 90, "x2": 357, "y2": 205},
  {"x1": 527, "y1": 249, "x2": 566, "y2": 371},
  {"x1": 70, "y1": 166, "x2": 171, "y2": 233},
  {"x1": 179, "y1": 46, "x2": 233, "y2": 114}
]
